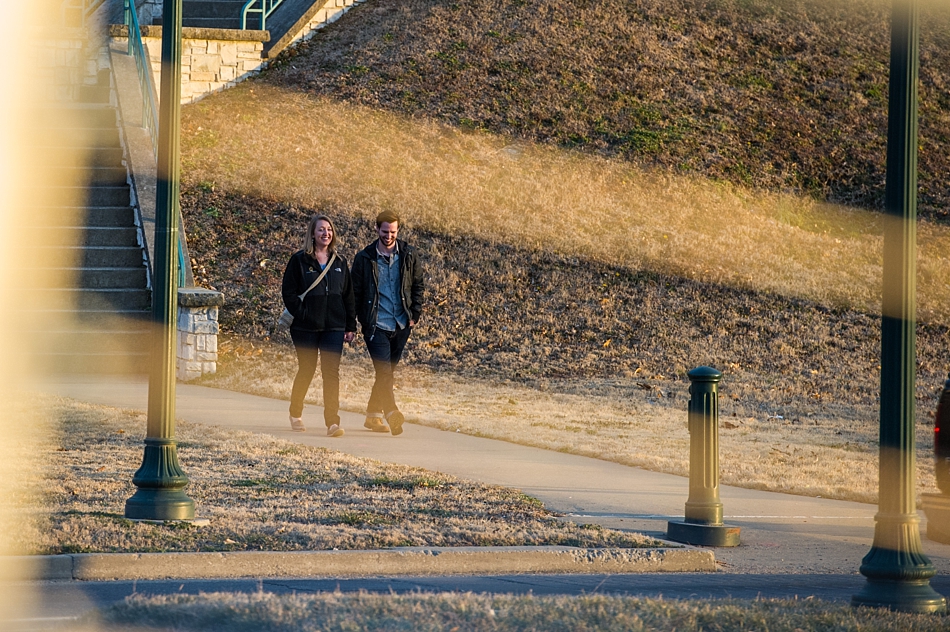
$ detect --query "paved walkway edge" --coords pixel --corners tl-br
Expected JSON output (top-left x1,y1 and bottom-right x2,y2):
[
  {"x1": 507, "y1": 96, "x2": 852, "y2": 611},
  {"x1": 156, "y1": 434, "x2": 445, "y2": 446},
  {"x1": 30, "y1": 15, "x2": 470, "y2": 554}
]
[{"x1": 9, "y1": 547, "x2": 715, "y2": 581}]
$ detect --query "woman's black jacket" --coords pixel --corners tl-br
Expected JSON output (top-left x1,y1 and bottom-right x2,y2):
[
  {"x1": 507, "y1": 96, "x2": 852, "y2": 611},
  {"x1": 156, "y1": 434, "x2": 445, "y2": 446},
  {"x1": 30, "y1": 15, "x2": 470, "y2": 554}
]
[{"x1": 281, "y1": 250, "x2": 357, "y2": 332}]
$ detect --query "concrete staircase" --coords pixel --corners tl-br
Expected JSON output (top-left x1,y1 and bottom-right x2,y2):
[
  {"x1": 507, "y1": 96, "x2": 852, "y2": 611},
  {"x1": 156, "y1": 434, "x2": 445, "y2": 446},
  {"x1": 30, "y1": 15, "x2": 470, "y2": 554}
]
[
  {"x1": 177, "y1": 0, "x2": 246, "y2": 30},
  {"x1": 157, "y1": 0, "x2": 330, "y2": 57},
  {"x1": 28, "y1": 97, "x2": 152, "y2": 374}
]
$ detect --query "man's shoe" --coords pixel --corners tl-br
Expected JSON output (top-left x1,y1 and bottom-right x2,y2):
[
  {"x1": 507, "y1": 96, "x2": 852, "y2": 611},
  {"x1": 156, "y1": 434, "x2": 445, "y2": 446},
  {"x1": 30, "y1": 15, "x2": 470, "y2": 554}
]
[
  {"x1": 289, "y1": 415, "x2": 306, "y2": 432},
  {"x1": 364, "y1": 415, "x2": 390, "y2": 433},
  {"x1": 386, "y1": 410, "x2": 405, "y2": 436},
  {"x1": 327, "y1": 424, "x2": 344, "y2": 437}
]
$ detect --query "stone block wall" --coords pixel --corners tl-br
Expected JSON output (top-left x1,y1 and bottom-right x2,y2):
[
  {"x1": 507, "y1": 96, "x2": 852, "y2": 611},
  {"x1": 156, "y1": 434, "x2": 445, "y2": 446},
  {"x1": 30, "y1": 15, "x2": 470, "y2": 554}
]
[
  {"x1": 111, "y1": 25, "x2": 269, "y2": 105},
  {"x1": 146, "y1": 33, "x2": 267, "y2": 104},
  {"x1": 177, "y1": 288, "x2": 225, "y2": 381},
  {"x1": 35, "y1": 34, "x2": 110, "y2": 102},
  {"x1": 114, "y1": 0, "x2": 370, "y2": 103}
]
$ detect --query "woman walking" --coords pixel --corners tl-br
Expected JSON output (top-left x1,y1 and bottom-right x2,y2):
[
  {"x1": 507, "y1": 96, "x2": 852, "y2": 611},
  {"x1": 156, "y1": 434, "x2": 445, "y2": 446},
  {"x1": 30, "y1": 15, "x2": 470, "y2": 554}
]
[{"x1": 282, "y1": 214, "x2": 356, "y2": 437}]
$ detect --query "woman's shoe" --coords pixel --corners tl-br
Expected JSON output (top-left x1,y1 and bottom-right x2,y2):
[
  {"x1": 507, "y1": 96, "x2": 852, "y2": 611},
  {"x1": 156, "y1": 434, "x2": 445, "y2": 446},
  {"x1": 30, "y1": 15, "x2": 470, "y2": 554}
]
[
  {"x1": 289, "y1": 415, "x2": 306, "y2": 432},
  {"x1": 327, "y1": 424, "x2": 345, "y2": 437}
]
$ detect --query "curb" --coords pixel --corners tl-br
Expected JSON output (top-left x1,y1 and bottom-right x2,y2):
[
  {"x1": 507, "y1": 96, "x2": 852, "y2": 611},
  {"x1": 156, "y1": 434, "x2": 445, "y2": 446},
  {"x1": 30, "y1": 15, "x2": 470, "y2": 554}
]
[{"x1": 8, "y1": 547, "x2": 715, "y2": 581}]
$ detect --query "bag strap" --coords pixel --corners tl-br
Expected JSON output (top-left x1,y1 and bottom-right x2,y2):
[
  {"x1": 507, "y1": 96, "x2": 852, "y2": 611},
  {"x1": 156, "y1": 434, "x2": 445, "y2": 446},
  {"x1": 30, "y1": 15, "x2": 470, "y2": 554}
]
[{"x1": 298, "y1": 252, "x2": 337, "y2": 300}]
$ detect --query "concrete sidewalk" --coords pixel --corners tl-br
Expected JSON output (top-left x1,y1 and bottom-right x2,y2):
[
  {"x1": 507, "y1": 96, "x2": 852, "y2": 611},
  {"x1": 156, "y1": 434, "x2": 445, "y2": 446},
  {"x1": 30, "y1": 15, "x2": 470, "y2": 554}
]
[{"x1": 37, "y1": 375, "x2": 950, "y2": 579}]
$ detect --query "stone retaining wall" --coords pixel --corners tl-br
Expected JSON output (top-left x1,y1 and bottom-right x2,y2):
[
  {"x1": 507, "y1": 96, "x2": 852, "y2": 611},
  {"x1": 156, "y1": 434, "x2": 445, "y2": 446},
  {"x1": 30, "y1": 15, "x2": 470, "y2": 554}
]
[
  {"x1": 112, "y1": 0, "x2": 368, "y2": 104},
  {"x1": 177, "y1": 288, "x2": 225, "y2": 381},
  {"x1": 110, "y1": 25, "x2": 269, "y2": 104},
  {"x1": 36, "y1": 31, "x2": 110, "y2": 102}
]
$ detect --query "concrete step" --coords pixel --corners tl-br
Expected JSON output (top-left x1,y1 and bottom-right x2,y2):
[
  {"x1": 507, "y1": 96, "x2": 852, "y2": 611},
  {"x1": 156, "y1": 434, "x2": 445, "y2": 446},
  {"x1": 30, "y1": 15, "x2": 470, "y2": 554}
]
[
  {"x1": 41, "y1": 146, "x2": 125, "y2": 168},
  {"x1": 179, "y1": 16, "x2": 243, "y2": 29},
  {"x1": 26, "y1": 308, "x2": 152, "y2": 327},
  {"x1": 27, "y1": 288, "x2": 151, "y2": 311},
  {"x1": 83, "y1": 247, "x2": 145, "y2": 267},
  {"x1": 182, "y1": 0, "x2": 247, "y2": 19},
  {"x1": 29, "y1": 326, "x2": 152, "y2": 349},
  {"x1": 85, "y1": 267, "x2": 147, "y2": 290},
  {"x1": 45, "y1": 226, "x2": 139, "y2": 247},
  {"x1": 37, "y1": 105, "x2": 117, "y2": 129},
  {"x1": 42, "y1": 128, "x2": 122, "y2": 148},
  {"x1": 28, "y1": 186, "x2": 134, "y2": 208},
  {"x1": 79, "y1": 84, "x2": 111, "y2": 105},
  {"x1": 17, "y1": 266, "x2": 147, "y2": 290},
  {"x1": 30, "y1": 207, "x2": 137, "y2": 228},
  {"x1": 48, "y1": 166, "x2": 128, "y2": 187},
  {"x1": 71, "y1": 267, "x2": 148, "y2": 289},
  {"x1": 86, "y1": 186, "x2": 132, "y2": 207},
  {"x1": 33, "y1": 246, "x2": 144, "y2": 268},
  {"x1": 25, "y1": 315, "x2": 152, "y2": 375}
]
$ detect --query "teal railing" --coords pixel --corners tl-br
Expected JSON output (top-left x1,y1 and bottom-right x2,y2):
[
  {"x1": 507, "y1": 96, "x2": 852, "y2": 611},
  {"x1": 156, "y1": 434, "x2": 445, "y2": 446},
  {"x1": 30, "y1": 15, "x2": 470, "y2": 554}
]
[
  {"x1": 123, "y1": 0, "x2": 159, "y2": 160},
  {"x1": 241, "y1": 0, "x2": 283, "y2": 31},
  {"x1": 123, "y1": 0, "x2": 187, "y2": 288}
]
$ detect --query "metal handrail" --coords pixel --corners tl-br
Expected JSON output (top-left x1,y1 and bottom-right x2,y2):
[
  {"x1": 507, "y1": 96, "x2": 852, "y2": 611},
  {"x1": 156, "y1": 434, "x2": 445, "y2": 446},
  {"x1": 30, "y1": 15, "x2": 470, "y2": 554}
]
[
  {"x1": 124, "y1": 0, "x2": 159, "y2": 161},
  {"x1": 123, "y1": 0, "x2": 186, "y2": 288},
  {"x1": 241, "y1": 0, "x2": 283, "y2": 31}
]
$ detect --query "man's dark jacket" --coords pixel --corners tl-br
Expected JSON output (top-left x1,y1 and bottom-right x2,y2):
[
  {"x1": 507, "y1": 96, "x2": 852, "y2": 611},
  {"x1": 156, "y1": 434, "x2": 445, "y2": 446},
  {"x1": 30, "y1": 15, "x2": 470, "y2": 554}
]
[
  {"x1": 281, "y1": 250, "x2": 356, "y2": 332},
  {"x1": 351, "y1": 239, "x2": 424, "y2": 332}
]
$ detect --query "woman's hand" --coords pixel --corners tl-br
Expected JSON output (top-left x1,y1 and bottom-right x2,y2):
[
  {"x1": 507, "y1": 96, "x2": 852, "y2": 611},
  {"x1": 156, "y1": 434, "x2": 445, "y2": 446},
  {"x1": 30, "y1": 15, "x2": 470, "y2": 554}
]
[{"x1": 344, "y1": 331, "x2": 355, "y2": 344}]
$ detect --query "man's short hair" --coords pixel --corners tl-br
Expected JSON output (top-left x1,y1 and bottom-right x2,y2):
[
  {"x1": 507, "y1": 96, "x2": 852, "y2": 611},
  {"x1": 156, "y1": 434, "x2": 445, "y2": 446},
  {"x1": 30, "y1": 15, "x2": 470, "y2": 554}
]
[{"x1": 376, "y1": 211, "x2": 401, "y2": 227}]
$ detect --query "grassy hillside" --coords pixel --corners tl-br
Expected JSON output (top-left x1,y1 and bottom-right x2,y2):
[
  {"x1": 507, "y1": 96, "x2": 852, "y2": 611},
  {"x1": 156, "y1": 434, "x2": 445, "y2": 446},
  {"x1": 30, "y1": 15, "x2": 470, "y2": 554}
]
[
  {"x1": 180, "y1": 181, "x2": 949, "y2": 426},
  {"x1": 178, "y1": 0, "x2": 950, "y2": 468},
  {"x1": 266, "y1": 0, "x2": 950, "y2": 222},
  {"x1": 177, "y1": 0, "x2": 950, "y2": 500}
]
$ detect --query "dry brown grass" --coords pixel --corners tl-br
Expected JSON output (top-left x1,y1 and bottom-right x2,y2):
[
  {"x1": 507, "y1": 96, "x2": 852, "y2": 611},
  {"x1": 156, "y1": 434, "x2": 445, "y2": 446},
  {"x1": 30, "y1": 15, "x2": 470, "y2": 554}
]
[
  {"x1": 15, "y1": 395, "x2": 658, "y2": 555},
  {"x1": 269, "y1": 0, "x2": 950, "y2": 224},
  {"x1": 179, "y1": 84, "x2": 949, "y2": 508},
  {"x1": 199, "y1": 336, "x2": 940, "y2": 506},
  {"x1": 182, "y1": 85, "x2": 950, "y2": 322},
  {"x1": 176, "y1": 3, "x2": 950, "y2": 512},
  {"x1": 93, "y1": 591, "x2": 950, "y2": 632}
]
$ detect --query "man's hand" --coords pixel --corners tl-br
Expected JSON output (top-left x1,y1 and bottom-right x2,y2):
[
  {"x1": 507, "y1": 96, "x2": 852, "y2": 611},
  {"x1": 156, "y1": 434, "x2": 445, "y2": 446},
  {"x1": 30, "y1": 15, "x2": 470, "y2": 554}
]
[
  {"x1": 344, "y1": 332, "x2": 355, "y2": 343},
  {"x1": 409, "y1": 320, "x2": 417, "y2": 328}
]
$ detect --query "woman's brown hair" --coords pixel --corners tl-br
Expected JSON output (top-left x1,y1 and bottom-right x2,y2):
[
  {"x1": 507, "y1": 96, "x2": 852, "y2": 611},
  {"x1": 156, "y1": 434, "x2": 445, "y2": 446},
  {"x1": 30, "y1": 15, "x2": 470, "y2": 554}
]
[{"x1": 303, "y1": 214, "x2": 339, "y2": 256}]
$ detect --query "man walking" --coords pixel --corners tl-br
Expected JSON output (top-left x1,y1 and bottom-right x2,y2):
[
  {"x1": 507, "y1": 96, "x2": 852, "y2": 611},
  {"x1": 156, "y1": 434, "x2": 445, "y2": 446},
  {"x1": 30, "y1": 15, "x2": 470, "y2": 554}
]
[{"x1": 352, "y1": 211, "x2": 424, "y2": 436}]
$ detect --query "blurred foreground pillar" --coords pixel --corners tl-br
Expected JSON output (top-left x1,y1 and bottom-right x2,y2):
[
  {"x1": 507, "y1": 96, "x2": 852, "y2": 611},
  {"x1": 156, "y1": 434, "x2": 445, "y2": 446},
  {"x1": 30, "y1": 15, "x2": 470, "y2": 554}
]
[
  {"x1": 852, "y1": 0, "x2": 944, "y2": 613},
  {"x1": 124, "y1": 0, "x2": 195, "y2": 521}
]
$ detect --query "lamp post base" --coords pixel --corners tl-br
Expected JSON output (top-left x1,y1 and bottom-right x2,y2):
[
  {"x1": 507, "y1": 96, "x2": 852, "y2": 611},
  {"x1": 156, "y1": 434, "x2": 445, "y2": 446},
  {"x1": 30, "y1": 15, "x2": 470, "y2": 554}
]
[
  {"x1": 125, "y1": 489, "x2": 196, "y2": 521},
  {"x1": 124, "y1": 438, "x2": 195, "y2": 521},
  {"x1": 852, "y1": 579, "x2": 946, "y2": 613},
  {"x1": 666, "y1": 520, "x2": 740, "y2": 547}
]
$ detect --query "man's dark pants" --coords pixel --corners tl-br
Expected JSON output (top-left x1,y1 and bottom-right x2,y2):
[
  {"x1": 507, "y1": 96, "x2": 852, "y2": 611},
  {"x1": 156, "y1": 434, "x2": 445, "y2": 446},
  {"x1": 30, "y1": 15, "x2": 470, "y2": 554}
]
[
  {"x1": 289, "y1": 328, "x2": 344, "y2": 427},
  {"x1": 364, "y1": 326, "x2": 411, "y2": 416}
]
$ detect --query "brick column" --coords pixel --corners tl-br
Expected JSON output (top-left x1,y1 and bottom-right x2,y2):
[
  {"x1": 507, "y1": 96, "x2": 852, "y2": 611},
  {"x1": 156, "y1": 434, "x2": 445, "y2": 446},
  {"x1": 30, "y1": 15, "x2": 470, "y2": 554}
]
[{"x1": 177, "y1": 287, "x2": 225, "y2": 381}]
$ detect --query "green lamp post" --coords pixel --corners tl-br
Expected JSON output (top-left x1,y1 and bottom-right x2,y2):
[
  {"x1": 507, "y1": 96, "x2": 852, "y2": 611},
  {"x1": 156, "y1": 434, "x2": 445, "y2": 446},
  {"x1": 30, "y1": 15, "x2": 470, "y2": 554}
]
[
  {"x1": 124, "y1": 0, "x2": 195, "y2": 521},
  {"x1": 852, "y1": 0, "x2": 945, "y2": 613}
]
